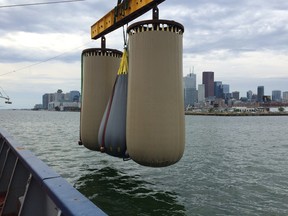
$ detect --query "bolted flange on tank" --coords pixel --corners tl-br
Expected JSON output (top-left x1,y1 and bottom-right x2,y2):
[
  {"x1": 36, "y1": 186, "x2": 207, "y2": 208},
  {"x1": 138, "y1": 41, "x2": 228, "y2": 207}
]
[
  {"x1": 126, "y1": 20, "x2": 185, "y2": 167},
  {"x1": 80, "y1": 48, "x2": 122, "y2": 151}
]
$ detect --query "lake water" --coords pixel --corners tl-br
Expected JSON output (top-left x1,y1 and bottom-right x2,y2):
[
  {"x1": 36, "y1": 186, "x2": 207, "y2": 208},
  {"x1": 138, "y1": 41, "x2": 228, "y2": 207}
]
[{"x1": 1, "y1": 110, "x2": 288, "y2": 216}]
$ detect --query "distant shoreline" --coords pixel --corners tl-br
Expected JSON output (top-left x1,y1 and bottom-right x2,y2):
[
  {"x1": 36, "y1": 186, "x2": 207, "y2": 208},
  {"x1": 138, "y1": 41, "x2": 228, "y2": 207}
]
[{"x1": 185, "y1": 111, "x2": 288, "y2": 116}]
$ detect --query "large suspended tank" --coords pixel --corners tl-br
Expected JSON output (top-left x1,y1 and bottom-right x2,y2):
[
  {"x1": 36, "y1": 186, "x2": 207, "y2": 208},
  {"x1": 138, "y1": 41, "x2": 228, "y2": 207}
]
[
  {"x1": 126, "y1": 20, "x2": 185, "y2": 167},
  {"x1": 80, "y1": 48, "x2": 122, "y2": 151}
]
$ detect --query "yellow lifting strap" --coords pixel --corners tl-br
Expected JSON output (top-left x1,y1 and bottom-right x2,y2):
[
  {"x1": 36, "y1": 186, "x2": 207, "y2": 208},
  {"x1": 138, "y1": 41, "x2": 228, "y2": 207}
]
[{"x1": 117, "y1": 49, "x2": 128, "y2": 75}]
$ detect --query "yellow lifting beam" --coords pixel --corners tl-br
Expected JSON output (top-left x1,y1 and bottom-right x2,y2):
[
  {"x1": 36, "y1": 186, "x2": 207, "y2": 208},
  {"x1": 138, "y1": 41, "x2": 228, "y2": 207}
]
[{"x1": 91, "y1": 0, "x2": 165, "y2": 40}]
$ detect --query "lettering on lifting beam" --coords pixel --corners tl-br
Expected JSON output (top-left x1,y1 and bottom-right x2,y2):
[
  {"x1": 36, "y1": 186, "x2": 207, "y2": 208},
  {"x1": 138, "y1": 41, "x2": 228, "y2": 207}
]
[{"x1": 91, "y1": 0, "x2": 165, "y2": 40}]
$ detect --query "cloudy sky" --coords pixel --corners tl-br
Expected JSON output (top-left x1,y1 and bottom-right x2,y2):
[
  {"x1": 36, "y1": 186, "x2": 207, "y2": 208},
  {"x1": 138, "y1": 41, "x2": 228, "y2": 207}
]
[{"x1": 0, "y1": 0, "x2": 287, "y2": 108}]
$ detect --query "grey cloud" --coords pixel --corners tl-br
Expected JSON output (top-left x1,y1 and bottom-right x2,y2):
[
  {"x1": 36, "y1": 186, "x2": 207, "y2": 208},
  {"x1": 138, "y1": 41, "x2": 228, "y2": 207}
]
[
  {"x1": 0, "y1": 0, "x2": 103, "y2": 33},
  {"x1": 169, "y1": 0, "x2": 288, "y2": 55},
  {"x1": 0, "y1": 45, "x2": 81, "y2": 63},
  {"x1": 1, "y1": 0, "x2": 288, "y2": 63}
]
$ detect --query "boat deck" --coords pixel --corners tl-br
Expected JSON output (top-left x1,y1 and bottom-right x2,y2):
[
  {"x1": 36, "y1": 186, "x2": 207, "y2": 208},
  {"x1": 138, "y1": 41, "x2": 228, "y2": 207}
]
[{"x1": 0, "y1": 128, "x2": 107, "y2": 216}]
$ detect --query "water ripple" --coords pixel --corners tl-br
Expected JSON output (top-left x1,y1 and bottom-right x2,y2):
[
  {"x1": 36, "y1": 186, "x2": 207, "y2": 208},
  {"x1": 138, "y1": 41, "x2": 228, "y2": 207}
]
[{"x1": 1, "y1": 111, "x2": 288, "y2": 215}]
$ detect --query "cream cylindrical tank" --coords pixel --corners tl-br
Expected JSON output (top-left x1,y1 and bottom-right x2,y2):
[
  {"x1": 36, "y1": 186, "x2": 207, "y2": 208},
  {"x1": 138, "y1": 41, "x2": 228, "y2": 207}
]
[
  {"x1": 80, "y1": 48, "x2": 122, "y2": 151},
  {"x1": 126, "y1": 20, "x2": 185, "y2": 167}
]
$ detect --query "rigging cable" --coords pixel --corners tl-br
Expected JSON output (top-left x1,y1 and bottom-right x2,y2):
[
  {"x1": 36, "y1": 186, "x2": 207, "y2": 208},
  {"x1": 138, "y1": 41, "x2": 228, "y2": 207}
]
[
  {"x1": 0, "y1": 0, "x2": 85, "y2": 9},
  {"x1": 0, "y1": 0, "x2": 90, "y2": 77},
  {"x1": 0, "y1": 40, "x2": 94, "y2": 77}
]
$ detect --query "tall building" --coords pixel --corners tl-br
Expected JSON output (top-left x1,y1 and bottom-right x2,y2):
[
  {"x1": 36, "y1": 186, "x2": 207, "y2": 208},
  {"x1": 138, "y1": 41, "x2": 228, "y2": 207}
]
[
  {"x1": 202, "y1": 71, "x2": 214, "y2": 98},
  {"x1": 42, "y1": 93, "x2": 55, "y2": 110},
  {"x1": 183, "y1": 73, "x2": 196, "y2": 89},
  {"x1": 257, "y1": 86, "x2": 264, "y2": 102},
  {"x1": 184, "y1": 89, "x2": 198, "y2": 107},
  {"x1": 183, "y1": 73, "x2": 197, "y2": 107},
  {"x1": 272, "y1": 90, "x2": 281, "y2": 102},
  {"x1": 232, "y1": 91, "x2": 240, "y2": 100},
  {"x1": 69, "y1": 90, "x2": 81, "y2": 102},
  {"x1": 214, "y1": 81, "x2": 223, "y2": 98},
  {"x1": 198, "y1": 84, "x2": 205, "y2": 103},
  {"x1": 247, "y1": 90, "x2": 253, "y2": 101},
  {"x1": 222, "y1": 84, "x2": 229, "y2": 94},
  {"x1": 252, "y1": 94, "x2": 257, "y2": 101},
  {"x1": 283, "y1": 91, "x2": 288, "y2": 102},
  {"x1": 222, "y1": 84, "x2": 230, "y2": 99},
  {"x1": 54, "y1": 89, "x2": 65, "y2": 102}
]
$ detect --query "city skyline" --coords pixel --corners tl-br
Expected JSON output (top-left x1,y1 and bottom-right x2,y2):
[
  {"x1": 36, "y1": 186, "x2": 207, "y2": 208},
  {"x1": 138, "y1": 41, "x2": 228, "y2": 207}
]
[
  {"x1": 0, "y1": 1, "x2": 287, "y2": 109},
  {"x1": 185, "y1": 72, "x2": 288, "y2": 99}
]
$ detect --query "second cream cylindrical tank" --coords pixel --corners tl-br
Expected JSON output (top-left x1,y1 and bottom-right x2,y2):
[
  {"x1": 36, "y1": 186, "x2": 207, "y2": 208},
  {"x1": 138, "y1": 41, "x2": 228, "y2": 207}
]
[{"x1": 126, "y1": 20, "x2": 185, "y2": 167}]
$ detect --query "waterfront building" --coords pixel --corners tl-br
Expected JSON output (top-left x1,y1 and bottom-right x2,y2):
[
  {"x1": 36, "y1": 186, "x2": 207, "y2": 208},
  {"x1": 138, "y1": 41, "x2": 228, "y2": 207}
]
[
  {"x1": 214, "y1": 98, "x2": 225, "y2": 107},
  {"x1": 42, "y1": 89, "x2": 81, "y2": 110},
  {"x1": 232, "y1": 91, "x2": 240, "y2": 100},
  {"x1": 240, "y1": 97, "x2": 248, "y2": 102},
  {"x1": 64, "y1": 93, "x2": 70, "y2": 101},
  {"x1": 34, "y1": 104, "x2": 43, "y2": 110},
  {"x1": 42, "y1": 93, "x2": 55, "y2": 110},
  {"x1": 64, "y1": 91, "x2": 80, "y2": 102},
  {"x1": 184, "y1": 88, "x2": 198, "y2": 107},
  {"x1": 198, "y1": 84, "x2": 205, "y2": 103},
  {"x1": 69, "y1": 90, "x2": 81, "y2": 102},
  {"x1": 257, "y1": 86, "x2": 264, "y2": 102},
  {"x1": 48, "y1": 101, "x2": 80, "y2": 111},
  {"x1": 54, "y1": 89, "x2": 65, "y2": 102},
  {"x1": 252, "y1": 94, "x2": 257, "y2": 101},
  {"x1": 222, "y1": 84, "x2": 229, "y2": 94},
  {"x1": 183, "y1": 73, "x2": 197, "y2": 107},
  {"x1": 214, "y1": 81, "x2": 223, "y2": 98},
  {"x1": 247, "y1": 90, "x2": 253, "y2": 101},
  {"x1": 202, "y1": 71, "x2": 214, "y2": 98},
  {"x1": 283, "y1": 91, "x2": 288, "y2": 102},
  {"x1": 272, "y1": 90, "x2": 281, "y2": 102},
  {"x1": 263, "y1": 95, "x2": 271, "y2": 103},
  {"x1": 222, "y1": 84, "x2": 230, "y2": 100}
]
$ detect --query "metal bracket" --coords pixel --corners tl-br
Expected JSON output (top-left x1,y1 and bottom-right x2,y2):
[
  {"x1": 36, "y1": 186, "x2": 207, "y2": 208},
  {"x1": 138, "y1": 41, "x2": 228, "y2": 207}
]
[
  {"x1": 152, "y1": 6, "x2": 159, "y2": 20},
  {"x1": 101, "y1": 36, "x2": 106, "y2": 50},
  {"x1": 91, "y1": 0, "x2": 165, "y2": 40}
]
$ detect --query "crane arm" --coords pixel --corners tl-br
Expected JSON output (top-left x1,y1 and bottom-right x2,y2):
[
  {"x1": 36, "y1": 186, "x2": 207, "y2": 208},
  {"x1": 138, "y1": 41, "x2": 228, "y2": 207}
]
[{"x1": 91, "y1": 0, "x2": 165, "y2": 40}]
